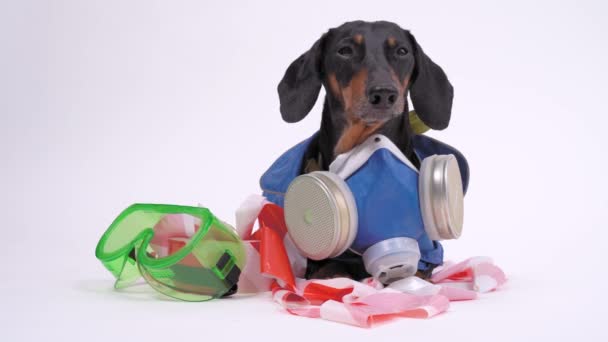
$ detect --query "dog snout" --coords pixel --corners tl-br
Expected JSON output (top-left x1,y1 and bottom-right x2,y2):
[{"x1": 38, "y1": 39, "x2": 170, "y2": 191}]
[{"x1": 367, "y1": 86, "x2": 398, "y2": 109}]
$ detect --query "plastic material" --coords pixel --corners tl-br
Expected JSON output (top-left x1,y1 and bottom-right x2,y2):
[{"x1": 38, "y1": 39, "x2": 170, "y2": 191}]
[
  {"x1": 95, "y1": 204, "x2": 246, "y2": 301},
  {"x1": 284, "y1": 171, "x2": 358, "y2": 260},
  {"x1": 261, "y1": 132, "x2": 470, "y2": 272},
  {"x1": 362, "y1": 237, "x2": 421, "y2": 283},
  {"x1": 387, "y1": 276, "x2": 441, "y2": 296},
  {"x1": 234, "y1": 195, "x2": 507, "y2": 328},
  {"x1": 331, "y1": 135, "x2": 435, "y2": 259},
  {"x1": 419, "y1": 154, "x2": 464, "y2": 240},
  {"x1": 285, "y1": 135, "x2": 454, "y2": 282}
]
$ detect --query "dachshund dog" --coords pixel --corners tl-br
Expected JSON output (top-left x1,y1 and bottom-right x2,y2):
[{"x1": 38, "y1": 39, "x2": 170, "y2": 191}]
[{"x1": 277, "y1": 21, "x2": 454, "y2": 280}]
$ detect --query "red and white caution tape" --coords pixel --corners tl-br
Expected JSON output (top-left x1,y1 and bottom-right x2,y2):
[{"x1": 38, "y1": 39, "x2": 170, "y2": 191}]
[{"x1": 235, "y1": 195, "x2": 507, "y2": 327}]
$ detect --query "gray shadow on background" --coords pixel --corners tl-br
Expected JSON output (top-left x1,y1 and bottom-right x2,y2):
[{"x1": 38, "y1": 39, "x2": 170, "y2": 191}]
[
  {"x1": 75, "y1": 279, "x2": 267, "y2": 303},
  {"x1": 75, "y1": 279, "x2": 179, "y2": 302}
]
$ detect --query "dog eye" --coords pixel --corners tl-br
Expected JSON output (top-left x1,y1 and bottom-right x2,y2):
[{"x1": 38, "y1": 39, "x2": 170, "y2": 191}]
[
  {"x1": 337, "y1": 46, "x2": 354, "y2": 58},
  {"x1": 396, "y1": 47, "x2": 408, "y2": 57}
]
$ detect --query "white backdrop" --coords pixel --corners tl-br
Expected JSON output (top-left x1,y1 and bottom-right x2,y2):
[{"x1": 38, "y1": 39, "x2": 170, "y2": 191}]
[{"x1": 1, "y1": 0, "x2": 607, "y2": 340}]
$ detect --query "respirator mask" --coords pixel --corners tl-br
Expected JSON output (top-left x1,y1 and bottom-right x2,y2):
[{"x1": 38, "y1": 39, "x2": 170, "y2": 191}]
[{"x1": 283, "y1": 134, "x2": 464, "y2": 284}]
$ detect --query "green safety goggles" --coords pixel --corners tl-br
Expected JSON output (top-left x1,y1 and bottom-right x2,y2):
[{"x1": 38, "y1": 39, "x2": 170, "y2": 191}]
[{"x1": 95, "y1": 204, "x2": 246, "y2": 301}]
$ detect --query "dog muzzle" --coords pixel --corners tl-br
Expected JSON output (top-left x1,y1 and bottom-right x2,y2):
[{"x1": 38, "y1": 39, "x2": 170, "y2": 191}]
[{"x1": 283, "y1": 134, "x2": 464, "y2": 284}]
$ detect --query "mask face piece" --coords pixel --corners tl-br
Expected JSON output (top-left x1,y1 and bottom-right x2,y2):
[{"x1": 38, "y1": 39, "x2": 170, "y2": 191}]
[{"x1": 284, "y1": 135, "x2": 464, "y2": 284}]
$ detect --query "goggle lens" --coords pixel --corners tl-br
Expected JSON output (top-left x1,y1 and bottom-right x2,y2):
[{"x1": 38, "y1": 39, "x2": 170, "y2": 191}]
[{"x1": 96, "y1": 204, "x2": 246, "y2": 301}]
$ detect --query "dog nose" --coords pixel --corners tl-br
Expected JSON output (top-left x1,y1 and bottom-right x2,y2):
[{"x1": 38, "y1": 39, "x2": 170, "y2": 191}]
[{"x1": 367, "y1": 86, "x2": 398, "y2": 108}]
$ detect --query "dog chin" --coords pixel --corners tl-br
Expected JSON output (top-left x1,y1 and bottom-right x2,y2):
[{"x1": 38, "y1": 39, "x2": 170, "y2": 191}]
[{"x1": 359, "y1": 112, "x2": 399, "y2": 126}]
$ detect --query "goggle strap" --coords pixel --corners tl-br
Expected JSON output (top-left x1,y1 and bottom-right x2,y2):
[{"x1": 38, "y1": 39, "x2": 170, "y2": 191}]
[
  {"x1": 128, "y1": 248, "x2": 137, "y2": 261},
  {"x1": 213, "y1": 250, "x2": 242, "y2": 288},
  {"x1": 221, "y1": 284, "x2": 239, "y2": 298}
]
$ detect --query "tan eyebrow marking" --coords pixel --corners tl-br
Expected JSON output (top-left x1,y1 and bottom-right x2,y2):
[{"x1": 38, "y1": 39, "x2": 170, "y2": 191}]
[
  {"x1": 387, "y1": 37, "x2": 396, "y2": 48},
  {"x1": 354, "y1": 34, "x2": 363, "y2": 44}
]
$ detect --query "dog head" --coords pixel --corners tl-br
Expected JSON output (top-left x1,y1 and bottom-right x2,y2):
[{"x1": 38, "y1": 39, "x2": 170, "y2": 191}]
[{"x1": 278, "y1": 21, "x2": 454, "y2": 155}]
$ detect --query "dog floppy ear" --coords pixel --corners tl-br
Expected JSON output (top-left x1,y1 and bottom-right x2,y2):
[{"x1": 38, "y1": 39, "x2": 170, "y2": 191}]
[
  {"x1": 278, "y1": 34, "x2": 326, "y2": 123},
  {"x1": 406, "y1": 31, "x2": 454, "y2": 130}
]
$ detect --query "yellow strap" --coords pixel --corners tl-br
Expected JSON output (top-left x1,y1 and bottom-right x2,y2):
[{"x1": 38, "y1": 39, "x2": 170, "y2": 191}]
[{"x1": 409, "y1": 110, "x2": 430, "y2": 134}]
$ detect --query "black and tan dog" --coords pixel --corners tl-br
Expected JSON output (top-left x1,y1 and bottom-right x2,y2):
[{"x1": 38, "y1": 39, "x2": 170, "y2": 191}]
[{"x1": 277, "y1": 20, "x2": 454, "y2": 280}]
